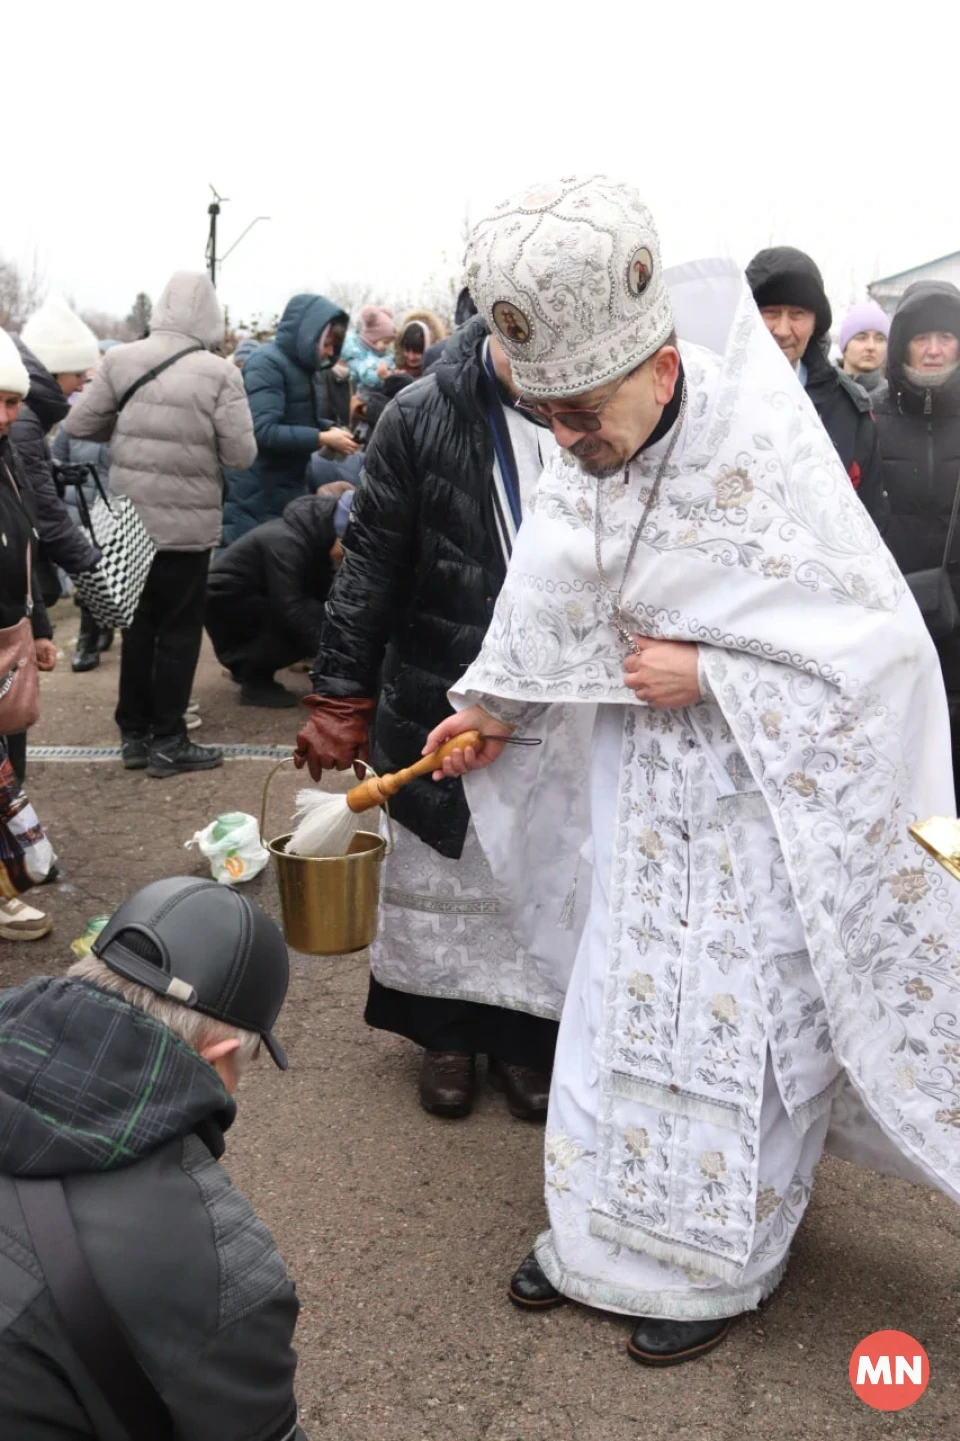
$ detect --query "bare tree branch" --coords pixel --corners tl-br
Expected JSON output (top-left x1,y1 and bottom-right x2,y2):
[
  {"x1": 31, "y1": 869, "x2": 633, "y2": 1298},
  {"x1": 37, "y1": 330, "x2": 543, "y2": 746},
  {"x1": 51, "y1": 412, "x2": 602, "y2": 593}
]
[{"x1": 0, "y1": 252, "x2": 46, "y2": 332}]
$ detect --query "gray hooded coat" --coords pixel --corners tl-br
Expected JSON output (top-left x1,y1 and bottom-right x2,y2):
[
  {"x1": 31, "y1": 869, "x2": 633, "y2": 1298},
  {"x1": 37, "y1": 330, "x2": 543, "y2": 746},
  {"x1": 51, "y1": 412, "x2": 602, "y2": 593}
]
[{"x1": 64, "y1": 272, "x2": 256, "y2": 550}]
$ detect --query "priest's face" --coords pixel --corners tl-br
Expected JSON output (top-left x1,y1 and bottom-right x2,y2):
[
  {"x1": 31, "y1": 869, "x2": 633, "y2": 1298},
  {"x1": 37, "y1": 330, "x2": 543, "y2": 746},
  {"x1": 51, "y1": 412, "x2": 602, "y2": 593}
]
[{"x1": 526, "y1": 347, "x2": 682, "y2": 477}]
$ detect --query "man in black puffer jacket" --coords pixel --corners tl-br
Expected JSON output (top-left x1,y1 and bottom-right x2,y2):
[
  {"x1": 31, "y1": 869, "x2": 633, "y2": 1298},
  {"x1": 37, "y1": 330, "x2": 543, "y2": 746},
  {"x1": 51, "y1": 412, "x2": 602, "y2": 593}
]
[
  {"x1": 873, "y1": 280, "x2": 960, "y2": 802},
  {"x1": 295, "y1": 318, "x2": 575, "y2": 1123},
  {"x1": 746, "y1": 247, "x2": 888, "y2": 528},
  {"x1": 206, "y1": 490, "x2": 348, "y2": 708}
]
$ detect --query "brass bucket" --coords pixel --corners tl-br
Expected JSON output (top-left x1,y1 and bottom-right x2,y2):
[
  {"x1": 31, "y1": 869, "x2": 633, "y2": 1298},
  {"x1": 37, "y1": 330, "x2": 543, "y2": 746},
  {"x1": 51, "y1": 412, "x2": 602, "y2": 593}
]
[{"x1": 260, "y1": 759, "x2": 393, "y2": 955}]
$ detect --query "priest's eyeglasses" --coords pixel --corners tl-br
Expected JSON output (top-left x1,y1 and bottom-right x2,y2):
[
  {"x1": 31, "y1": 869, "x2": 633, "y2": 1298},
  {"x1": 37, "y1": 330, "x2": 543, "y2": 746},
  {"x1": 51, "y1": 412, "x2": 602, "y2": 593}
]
[{"x1": 514, "y1": 367, "x2": 633, "y2": 433}]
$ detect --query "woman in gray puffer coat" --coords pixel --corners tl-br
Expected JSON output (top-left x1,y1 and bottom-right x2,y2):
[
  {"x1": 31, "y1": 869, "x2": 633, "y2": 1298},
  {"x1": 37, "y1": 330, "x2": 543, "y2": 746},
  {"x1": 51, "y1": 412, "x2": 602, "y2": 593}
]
[
  {"x1": 65, "y1": 271, "x2": 256, "y2": 777},
  {"x1": 49, "y1": 428, "x2": 114, "y2": 670}
]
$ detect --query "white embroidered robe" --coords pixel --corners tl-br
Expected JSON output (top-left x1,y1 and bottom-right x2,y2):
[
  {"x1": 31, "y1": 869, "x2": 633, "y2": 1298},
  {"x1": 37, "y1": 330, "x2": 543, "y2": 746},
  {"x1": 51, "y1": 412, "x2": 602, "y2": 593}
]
[{"x1": 450, "y1": 262, "x2": 960, "y2": 1313}]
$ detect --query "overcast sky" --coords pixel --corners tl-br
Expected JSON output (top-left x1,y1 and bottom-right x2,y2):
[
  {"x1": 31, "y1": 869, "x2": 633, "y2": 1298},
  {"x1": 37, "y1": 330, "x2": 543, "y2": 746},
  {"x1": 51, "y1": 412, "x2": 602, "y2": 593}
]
[{"x1": 8, "y1": 1, "x2": 954, "y2": 330}]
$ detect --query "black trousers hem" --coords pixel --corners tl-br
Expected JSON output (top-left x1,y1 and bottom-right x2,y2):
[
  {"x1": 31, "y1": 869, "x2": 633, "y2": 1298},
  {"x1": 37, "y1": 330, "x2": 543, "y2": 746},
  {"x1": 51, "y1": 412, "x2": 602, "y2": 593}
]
[{"x1": 364, "y1": 974, "x2": 558, "y2": 1072}]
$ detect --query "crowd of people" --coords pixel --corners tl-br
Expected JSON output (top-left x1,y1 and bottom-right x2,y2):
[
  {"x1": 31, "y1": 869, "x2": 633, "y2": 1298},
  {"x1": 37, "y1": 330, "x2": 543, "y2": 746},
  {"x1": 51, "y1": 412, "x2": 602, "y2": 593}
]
[{"x1": 3, "y1": 173, "x2": 960, "y2": 1432}]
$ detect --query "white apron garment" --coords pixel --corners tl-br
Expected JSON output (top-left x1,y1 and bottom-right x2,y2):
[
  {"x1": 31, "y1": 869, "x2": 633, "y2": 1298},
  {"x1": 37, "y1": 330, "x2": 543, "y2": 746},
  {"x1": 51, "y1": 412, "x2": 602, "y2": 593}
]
[
  {"x1": 453, "y1": 260, "x2": 960, "y2": 1291},
  {"x1": 535, "y1": 705, "x2": 833, "y2": 1318},
  {"x1": 370, "y1": 393, "x2": 585, "y2": 1019},
  {"x1": 372, "y1": 813, "x2": 579, "y2": 1020}
]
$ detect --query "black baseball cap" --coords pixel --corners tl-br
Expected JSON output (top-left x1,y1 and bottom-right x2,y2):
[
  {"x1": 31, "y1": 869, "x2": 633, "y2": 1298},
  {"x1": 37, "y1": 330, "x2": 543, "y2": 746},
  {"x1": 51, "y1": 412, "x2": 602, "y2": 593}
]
[{"x1": 93, "y1": 877, "x2": 290, "y2": 1069}]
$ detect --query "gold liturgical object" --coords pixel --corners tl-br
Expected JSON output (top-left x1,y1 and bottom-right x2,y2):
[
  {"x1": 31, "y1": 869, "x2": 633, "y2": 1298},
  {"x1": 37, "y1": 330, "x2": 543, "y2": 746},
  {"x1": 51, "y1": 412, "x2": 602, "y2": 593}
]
[{"x1": 909, "y1": 816, "x2": 960, "y2": 883}]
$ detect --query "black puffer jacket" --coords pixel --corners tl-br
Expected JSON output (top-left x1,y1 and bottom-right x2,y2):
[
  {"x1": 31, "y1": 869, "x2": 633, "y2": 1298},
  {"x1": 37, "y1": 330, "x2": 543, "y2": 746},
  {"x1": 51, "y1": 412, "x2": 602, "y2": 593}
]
[
  {"x1": 873, "y1": 281, "x2": 960, "y2": 687},
  {"x1": 802, "y1": 343, "x2": 889, "y2": 527},
  {"x1": 208, "y1": 493, "x2": 340, "y2": 656},
  {"x1": 311, "y1": 317, "x2": 503, "y2": 858},
  {"x1": 746, "y1": 247, "x2": 888, "y2": 527},
  {"x1": 9, "y1": 339, "x2": 100, "y2": 579}
]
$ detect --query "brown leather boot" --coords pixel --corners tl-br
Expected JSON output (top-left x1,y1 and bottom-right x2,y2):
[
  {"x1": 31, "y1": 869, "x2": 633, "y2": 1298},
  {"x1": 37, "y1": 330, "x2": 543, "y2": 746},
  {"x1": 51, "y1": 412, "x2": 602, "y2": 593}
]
[
  {"x1": 488, "y1": 1057, "x2": 551, "y2": 1121},
  {"x1": 418, "y1": 1051, "x2": 476, "y2": 1118}
]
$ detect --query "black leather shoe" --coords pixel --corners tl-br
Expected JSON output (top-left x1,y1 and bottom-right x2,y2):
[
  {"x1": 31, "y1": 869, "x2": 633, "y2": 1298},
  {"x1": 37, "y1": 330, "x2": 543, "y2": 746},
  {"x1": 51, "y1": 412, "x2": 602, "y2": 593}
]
[
  {"x1": 627, "y1": 1315, "x2": 733, "y2": 1367},
  {"x1": 507, "y1": 1251, "x2": 565, "y2": 1310},
  {"x1": 488, "y1": 1057, "x2": 550, "y2": 1120},
  {"x1": 418, "y1": 1051, "x2": 475, "y2": 1118},
  {"x1": 72, "y1": 645, "x2": 100, "y2": 673},
  {"x1": 96, "y1": 628, "x2": 115, "y2": 653}
]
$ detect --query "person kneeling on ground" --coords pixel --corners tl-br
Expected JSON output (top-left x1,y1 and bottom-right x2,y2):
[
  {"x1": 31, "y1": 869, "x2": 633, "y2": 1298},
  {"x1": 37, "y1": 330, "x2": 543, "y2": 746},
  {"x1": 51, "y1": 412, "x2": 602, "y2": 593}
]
[
  {"x1": 0, "y1": 877, "x2": 308, "y2": 1440},
  {"x1": 207, "y1": 488, "x2": 352, "y2": 708}
]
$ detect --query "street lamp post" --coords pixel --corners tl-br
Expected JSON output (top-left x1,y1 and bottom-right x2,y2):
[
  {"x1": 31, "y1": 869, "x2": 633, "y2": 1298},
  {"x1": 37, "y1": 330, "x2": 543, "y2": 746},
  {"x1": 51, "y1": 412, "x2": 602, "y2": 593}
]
[{"x1": 205, "y1": 186, "x2": 269, "y2": 288}]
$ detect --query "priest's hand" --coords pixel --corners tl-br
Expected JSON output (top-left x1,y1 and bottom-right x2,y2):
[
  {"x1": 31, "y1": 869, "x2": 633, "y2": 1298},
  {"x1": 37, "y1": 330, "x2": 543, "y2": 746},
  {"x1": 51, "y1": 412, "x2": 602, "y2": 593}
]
[
  {"x1": 423, "y1": 706, "x2": 514, "y2": 779},
  {"x1": 624, "y1": 636, "x2": 701, "y2": 708}
]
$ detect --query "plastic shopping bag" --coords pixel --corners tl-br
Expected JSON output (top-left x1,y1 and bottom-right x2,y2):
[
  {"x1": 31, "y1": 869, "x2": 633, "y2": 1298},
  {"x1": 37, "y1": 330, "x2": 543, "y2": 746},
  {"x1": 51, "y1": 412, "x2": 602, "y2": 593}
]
[{"x1": 185, "y1": 812, "x2": 269, "y2": 885}]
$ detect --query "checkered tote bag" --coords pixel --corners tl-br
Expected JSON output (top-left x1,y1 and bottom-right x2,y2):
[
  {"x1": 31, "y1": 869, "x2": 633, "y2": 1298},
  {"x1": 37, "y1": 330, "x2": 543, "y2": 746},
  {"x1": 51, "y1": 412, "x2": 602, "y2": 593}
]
[{"x1": 70, "y1": 473, "x2": 155, "y2": 630}]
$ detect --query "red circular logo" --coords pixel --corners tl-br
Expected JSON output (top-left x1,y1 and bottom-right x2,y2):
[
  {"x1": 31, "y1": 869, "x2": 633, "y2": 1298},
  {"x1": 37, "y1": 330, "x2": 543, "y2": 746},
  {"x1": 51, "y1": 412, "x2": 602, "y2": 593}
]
[{"x1": 849, "y1": 1330, "x2": 929, "y2": 1410}]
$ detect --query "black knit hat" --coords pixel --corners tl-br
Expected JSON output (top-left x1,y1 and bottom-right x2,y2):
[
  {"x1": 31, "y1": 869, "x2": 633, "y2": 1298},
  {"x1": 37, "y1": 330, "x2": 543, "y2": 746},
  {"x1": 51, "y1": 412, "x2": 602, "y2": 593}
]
[
  {"x1": 745, "y1": 246, "x2": 832, "y2": 342},
  {"x1": 93, "y1": 877, "x2": 290, "y2": 1068}
]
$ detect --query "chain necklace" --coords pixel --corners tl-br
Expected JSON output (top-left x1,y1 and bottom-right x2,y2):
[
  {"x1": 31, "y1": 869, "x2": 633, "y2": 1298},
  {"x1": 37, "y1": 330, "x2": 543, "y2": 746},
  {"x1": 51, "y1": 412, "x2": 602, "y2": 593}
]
[{"x1": 593, "y1": 388, "x2": 687, "y2": 655}]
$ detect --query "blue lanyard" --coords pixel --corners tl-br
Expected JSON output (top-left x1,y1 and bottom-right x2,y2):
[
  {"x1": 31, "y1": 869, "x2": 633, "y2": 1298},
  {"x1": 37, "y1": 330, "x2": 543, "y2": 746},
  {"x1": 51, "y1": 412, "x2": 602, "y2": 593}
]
[{"x1": 484, "y1": 348, "x2": 522, "y2": 531}]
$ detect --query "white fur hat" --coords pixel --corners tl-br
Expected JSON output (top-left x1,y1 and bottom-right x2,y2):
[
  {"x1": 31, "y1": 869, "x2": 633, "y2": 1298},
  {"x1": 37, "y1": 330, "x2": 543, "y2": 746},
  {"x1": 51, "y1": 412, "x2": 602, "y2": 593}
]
[
  {"x1": 465, "y1": 175, "x2": 675, "y2": 398},
  {"x1": 21, "y1": 295, "x2": 100, "y2": 375},
  {"x1": 0, "y1": 328, "x2": 31, "y2": 398}
]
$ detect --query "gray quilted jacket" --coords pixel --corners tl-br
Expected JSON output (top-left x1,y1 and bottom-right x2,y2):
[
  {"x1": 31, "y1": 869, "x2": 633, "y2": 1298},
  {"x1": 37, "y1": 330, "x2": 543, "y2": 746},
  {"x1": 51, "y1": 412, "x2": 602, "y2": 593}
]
[
  {"x1": 64, "y1": 272, "x2": 256, "y2": 550},
  {"x1": 0, "y1": 977, "x2": 307, "y2": 1441}
]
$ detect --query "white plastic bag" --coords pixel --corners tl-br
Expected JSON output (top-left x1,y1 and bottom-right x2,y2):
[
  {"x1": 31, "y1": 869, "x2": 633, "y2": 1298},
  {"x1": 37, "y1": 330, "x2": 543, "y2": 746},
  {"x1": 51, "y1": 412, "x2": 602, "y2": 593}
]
[{"x1": 185, "y1": 812, "x2": 269, "y2": 885}]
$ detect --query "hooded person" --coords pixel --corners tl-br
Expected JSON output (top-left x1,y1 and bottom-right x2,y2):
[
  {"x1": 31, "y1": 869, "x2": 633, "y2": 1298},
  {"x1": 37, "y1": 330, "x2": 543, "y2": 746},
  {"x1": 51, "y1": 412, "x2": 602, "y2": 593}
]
[
  {"x1": 221, "y1": 295, "x2": 354, "y2": 547},
  {"x1": 65, "y1": 271, "x2": 257, "y2": 778},
  {"x1": 0, "y1": 876, "x2": 309, "y2": 1440},
  {"x1": 10, "y1": 298, "x2": 101, "y2": 604},
  {"x1": 425, "y1": 175, "x2": 960, "y2": 1369},
  {"x1": 872, "y1": 280, "x2": 960, "y2": 801},
  {"x1": 394, "y1": 309, "x2": 446, "y2": 379},
  {"x1": 206, "y1": 489, "x2": 351, "y2": 707},
  {"x1": 837, "y1": 300, "x2": 890, "y2": 396},
  {"x1": 746, "y1": 247, "x2": 888, "y2": 527}
]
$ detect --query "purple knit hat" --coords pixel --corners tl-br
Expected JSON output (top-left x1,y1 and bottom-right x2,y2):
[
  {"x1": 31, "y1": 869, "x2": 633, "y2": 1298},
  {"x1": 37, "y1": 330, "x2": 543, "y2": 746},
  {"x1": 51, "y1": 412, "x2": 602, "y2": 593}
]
[{"x1": 838, "y1": 301, "x2": 890, "y2": 355}]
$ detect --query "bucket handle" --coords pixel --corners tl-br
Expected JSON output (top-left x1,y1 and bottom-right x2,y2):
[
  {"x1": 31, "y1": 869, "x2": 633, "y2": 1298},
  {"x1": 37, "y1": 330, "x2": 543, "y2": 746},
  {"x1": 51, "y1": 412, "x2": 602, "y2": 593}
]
[{"x1": 260, "y1": 757, "x2": 395, "y2": 856}]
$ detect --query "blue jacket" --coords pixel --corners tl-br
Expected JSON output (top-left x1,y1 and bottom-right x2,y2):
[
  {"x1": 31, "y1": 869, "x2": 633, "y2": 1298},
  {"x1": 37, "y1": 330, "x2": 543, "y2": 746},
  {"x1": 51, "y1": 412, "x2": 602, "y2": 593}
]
[
  {"x1": 341, "y1": 330, "x2": 395, "y2": 392},
  {"x1": 222, "y1": 294, "x2": 347, "y2": 545}
]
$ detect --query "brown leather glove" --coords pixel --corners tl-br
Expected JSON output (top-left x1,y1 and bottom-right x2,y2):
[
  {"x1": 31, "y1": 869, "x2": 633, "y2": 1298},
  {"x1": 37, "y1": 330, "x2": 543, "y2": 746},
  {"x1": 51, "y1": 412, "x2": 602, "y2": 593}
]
[{"x1": 294, "y1": 696, "x2": 375, "y2": 780}]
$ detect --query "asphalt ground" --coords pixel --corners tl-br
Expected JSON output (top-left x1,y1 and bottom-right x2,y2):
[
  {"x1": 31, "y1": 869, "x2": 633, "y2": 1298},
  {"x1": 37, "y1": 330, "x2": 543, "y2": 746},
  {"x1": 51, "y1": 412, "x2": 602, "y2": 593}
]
[{"x1": 4, "y1": 603, "x2": 959, "y2": 1440}]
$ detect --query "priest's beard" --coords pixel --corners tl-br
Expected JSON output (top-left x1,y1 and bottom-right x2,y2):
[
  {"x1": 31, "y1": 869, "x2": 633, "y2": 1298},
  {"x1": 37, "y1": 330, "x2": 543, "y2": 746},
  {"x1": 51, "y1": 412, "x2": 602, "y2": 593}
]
[{"x1": 566, "y1": 436, "x2": 623, "y2": 478}]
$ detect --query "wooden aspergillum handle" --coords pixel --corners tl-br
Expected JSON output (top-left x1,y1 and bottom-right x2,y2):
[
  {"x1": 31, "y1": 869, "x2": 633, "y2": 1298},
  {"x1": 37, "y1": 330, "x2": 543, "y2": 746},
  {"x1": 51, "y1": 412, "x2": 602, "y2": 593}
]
[{"x1": 346, "y1": 730, "x2": 484, "y2": 813}]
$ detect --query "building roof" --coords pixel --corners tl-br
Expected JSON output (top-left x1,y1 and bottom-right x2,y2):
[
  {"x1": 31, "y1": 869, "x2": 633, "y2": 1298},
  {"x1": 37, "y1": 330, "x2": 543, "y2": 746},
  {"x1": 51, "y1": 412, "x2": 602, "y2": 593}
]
[{"x1": 870, "y1": 250, "x2": 960, "y2": 311}]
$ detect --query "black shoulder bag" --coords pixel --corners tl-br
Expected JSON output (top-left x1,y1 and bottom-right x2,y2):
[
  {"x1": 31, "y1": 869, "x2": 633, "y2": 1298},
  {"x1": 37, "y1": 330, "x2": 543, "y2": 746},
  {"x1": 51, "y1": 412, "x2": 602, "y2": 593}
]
[
  {"x1": 117, "y1": 345, "x2": 203, "y2": 412},
  {"x1": 906, "y1": 466, "x2": 960, "y2": 642},
  {"x1": 15, "y1": 1176, "x2": 176, "y2": 1440}
]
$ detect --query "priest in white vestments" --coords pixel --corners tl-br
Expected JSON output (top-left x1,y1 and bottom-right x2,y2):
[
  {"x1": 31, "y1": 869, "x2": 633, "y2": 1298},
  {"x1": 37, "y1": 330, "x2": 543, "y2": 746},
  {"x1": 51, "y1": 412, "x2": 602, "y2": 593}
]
[{"x1": 425, "y1": 176, "x2": 960, "y2": 1368}]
